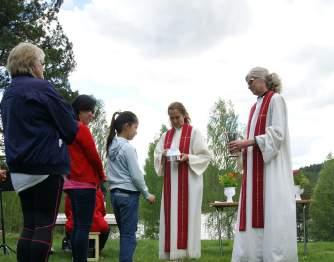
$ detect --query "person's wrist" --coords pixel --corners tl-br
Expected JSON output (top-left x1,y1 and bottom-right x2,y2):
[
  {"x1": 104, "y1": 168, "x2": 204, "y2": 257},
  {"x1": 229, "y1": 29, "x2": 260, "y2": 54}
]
[
  {"x1": 247, "y1": 139, "x2": 255, "y2": 147},
  {"x1": 144, "y1": 191, "x2": 150, "y2": 199},
  {"x1": 253, "y1": 138, "x2": 257, "y2": 146}
]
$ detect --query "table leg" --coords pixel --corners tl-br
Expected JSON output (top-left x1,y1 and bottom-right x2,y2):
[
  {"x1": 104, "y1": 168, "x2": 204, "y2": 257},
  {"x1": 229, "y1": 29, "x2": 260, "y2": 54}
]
[
  {"x1": 303, "y1": 203, "x2": 307, "y2": 256},
  {"x1": 216, "y1": 208, "x2": 223, "y2": 256}
]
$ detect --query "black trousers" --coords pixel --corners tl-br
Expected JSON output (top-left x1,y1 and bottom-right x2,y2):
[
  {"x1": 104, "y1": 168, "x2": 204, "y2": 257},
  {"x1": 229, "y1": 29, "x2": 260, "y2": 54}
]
[{"x1": 17, "y1": 175, "x2": 63, "y2": 262}]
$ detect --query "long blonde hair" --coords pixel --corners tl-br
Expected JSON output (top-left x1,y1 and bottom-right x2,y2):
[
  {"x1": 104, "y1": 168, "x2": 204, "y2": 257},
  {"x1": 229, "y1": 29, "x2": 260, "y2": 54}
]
[{"x1": 168, "y1": 102, "x2": 191, "y2": 123}]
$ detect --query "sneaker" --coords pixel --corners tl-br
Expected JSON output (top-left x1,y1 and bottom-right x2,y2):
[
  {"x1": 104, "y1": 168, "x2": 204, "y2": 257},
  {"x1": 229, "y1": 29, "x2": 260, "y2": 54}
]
[
  {"x1": 64, "y1": 246, "x2": 72, "y2": 253},
  {"x1": 62, "y1": 237, "x2": 72, "y2": 252},
  {"x1": 49, "y1": 247, "x2": 55, "y2": 255}
]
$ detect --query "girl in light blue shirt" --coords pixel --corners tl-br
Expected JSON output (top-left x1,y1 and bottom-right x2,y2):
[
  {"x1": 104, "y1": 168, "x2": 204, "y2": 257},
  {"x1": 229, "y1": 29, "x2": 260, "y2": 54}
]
[{"x1": 106, "y1": 111, "x2": 155, "y2": 262}]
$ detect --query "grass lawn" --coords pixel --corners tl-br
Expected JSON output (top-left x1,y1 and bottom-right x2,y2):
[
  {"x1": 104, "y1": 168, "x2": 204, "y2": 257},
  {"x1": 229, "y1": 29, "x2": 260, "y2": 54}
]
[{"x1": 0, "y1": 233, "x2": 333, "y2": 261}]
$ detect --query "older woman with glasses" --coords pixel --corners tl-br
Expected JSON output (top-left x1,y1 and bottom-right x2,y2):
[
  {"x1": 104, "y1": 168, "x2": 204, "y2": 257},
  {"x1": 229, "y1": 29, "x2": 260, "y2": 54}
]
[
  {"x1": 1, "y1": 42, "x2": 78, "y2": 262},
  {"x1": 230, "y1": 67, "x2": 297, "y2": 262}
]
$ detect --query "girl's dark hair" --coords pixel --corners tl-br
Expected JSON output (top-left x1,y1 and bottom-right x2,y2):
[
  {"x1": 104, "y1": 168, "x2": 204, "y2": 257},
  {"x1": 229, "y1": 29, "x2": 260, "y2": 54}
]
[
  {"x1": 71, "y1": 95, "x2": 97, "y2": 119},
  {"x1": 106, "y1": 111, "x2": 138, "y2": 153}
]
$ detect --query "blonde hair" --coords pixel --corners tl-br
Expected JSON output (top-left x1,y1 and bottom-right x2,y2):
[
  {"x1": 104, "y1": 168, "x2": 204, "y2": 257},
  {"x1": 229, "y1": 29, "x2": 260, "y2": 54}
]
[
  {"x1": 6, "y1": 42, "x2": 45, "y2": 77},
  {"x1": 168, "y1": 102, "x2": 191, "y2": 123}
]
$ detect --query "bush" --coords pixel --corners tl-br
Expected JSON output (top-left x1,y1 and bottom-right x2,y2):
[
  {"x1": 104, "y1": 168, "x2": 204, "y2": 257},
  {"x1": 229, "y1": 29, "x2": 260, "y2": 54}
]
[
  {"x1": 219, "y1": 171, "x2": 240, "y2": 188},
  {"x1": 294, "y1": 171, "x2": 310, "y2": 188},
  {"x1": 309, "y1": 159, "x2": 334, "y2": 240}
]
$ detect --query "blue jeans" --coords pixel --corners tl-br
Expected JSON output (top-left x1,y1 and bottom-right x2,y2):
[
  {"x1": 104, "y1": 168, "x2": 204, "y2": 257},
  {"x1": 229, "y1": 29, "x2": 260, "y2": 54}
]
[
  {"x1": 110, "y1": 189, "x2": 139, "y2": 262},
  {"x1": 67, "y1": 189, "x2": 96, "y2": 262}
]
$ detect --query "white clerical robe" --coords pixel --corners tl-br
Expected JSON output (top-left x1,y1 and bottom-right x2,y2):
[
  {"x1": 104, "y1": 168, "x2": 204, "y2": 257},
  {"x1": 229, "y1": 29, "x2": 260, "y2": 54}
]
[
  {"x1": 232, "y1": 94, "x2": 298, "y2": 262},
  {"x1": 154, "y1": 126, "x2": 211, "y2": 260}
]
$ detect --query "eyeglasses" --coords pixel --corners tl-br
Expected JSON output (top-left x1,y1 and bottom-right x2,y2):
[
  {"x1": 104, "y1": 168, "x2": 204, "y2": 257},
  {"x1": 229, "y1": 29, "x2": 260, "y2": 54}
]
[{"x1": 247, "y1": 77, "x2": 256, "y2": 86}]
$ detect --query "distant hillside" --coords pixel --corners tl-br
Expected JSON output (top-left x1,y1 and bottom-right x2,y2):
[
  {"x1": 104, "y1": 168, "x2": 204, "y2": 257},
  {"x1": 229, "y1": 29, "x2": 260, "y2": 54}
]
[
  {"x1": 300, "y1": 163, "x2": 323, "y2": 184},
  {"x1": 297, "y1": 163, "x2": 323, "y2": 199}
]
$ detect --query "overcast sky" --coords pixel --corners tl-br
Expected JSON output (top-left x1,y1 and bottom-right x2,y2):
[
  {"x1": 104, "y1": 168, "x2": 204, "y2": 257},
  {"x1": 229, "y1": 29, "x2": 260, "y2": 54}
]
[{"x1": 59, "y1": 0, "x2": 334, "y2": 169}]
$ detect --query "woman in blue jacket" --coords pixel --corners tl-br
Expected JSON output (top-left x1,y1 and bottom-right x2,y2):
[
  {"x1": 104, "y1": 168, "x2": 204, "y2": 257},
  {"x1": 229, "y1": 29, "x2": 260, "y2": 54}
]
[{"x1": 1, "y1": 42, "x2": 78, "y2": 262}]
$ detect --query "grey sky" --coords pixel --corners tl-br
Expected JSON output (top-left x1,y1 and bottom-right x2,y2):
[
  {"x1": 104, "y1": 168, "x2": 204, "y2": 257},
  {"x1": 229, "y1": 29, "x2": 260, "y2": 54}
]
[{"x1": 59, "y1": 0, "x2": 334, "y2": 168}]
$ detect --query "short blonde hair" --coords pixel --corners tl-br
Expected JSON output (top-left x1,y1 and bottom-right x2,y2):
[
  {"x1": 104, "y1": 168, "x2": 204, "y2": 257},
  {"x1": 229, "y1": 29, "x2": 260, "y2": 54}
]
[{"x1": 6, "y1": 42, "x2": 45, "y2": 77}]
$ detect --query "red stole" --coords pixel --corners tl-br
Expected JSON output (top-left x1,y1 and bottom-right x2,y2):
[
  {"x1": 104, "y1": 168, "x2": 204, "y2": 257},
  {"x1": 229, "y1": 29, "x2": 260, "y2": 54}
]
[
  {"x1": 163, "y1": 124, "x2": 192, "y2": 252},
  {"x1": 239, "y1": 91, "x2": 275, "y2": 231}
]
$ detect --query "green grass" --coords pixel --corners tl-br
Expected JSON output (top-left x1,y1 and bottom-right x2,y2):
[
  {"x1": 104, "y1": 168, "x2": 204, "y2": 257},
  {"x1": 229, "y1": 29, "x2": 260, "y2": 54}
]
[{"x1": 0, "y1": 233, "x2": 333, "y2": 261}]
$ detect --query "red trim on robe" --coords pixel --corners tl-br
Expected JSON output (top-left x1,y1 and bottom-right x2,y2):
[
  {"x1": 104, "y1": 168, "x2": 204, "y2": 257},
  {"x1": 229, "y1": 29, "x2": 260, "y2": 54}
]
[
  {"x1": 239, "y1": 91, "x2": 275, "y2": 231},
  {"x1": 163, "y1": 124, "x2": 192, "y2": 252}
]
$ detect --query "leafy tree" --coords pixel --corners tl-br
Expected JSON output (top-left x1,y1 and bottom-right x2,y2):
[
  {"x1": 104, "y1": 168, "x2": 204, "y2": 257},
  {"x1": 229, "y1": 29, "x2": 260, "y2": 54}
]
[
  {"x1": 294, "y1": 170, "x2": 311, "y2": 200},
  {"x1": 202, "y1": 164, "x2": 224, "y2": 213},
  {"x1": 206, "y1": 98, "x2": 240, "y2": 240},
  {"x1": 0, "y1": 68, "x2": 10, "y2": 89},
  {"x1": 296, "y1": 163, "x2": 322, "y2": 203},
  {"x1": 207, "y1": 98, "x2": 239, "y2": 171},
  {"x1": 0, "y1": 0, "x2": 77, "y2": 100},
  {"x1": 53, "y1": 0, "x2": 64, "y2": 9},
  {"x1": 300, "y1": 163, "x2": 322, "y2": 186},
  {"x1": 89, "y1": 99, "x2": 109, "y2": 169},
  {"x1": 309, "y1": 158, "x2": 334, "y2": 240},
  {"x1": 140, "y1": 125, "x2": 167, "y2": 239}
]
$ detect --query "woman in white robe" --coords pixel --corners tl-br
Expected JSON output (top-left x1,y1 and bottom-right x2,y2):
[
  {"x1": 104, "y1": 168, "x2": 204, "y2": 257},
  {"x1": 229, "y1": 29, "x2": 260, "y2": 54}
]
[
  {"x1": 154, "y1": 102, "x2": 211, "y2": 260},
  {"x1": 229, "y1": 67, "x2": 298, "y2": 262}
]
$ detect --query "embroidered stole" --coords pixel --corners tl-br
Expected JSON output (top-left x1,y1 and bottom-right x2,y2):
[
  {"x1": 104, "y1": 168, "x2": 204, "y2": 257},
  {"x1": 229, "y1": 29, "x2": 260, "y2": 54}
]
[
  {"x1": 239, "y1": 91, "x2": 275, "y2": 231},
  {"x1": 163, "y1": 124, "x2": 192, "y2": 251}
]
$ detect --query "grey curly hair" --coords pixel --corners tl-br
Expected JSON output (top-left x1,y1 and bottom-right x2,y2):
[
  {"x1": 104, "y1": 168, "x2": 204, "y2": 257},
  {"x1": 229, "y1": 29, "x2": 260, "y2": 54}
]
[{"x1": 245, "y1": 67, "x2": 282, "y2": 93}]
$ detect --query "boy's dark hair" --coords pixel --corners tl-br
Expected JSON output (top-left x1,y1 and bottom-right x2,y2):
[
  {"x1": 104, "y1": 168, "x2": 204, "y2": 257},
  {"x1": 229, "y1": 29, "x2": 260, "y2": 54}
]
[{"x1": 71, "y1": 95, "x2": 96, "y2": 119}]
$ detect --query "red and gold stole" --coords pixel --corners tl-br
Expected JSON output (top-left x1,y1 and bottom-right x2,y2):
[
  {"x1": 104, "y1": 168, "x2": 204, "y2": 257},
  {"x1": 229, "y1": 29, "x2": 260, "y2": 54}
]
[
  {"x1": 239, "y1": 91, "x2": 274, "y2": 231},
  {"x1": 163, "y1": 124, "x2": 192, "y2": 252}
]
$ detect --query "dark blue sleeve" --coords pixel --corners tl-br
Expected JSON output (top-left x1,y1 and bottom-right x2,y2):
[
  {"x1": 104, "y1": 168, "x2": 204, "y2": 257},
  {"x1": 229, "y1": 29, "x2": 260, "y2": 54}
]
[{"x1": 41, "y1": 82, "x2": 78, "y2": 144}]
